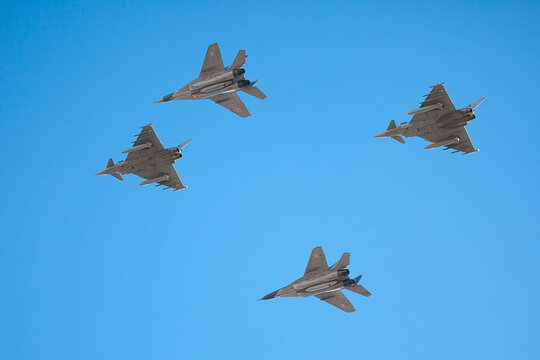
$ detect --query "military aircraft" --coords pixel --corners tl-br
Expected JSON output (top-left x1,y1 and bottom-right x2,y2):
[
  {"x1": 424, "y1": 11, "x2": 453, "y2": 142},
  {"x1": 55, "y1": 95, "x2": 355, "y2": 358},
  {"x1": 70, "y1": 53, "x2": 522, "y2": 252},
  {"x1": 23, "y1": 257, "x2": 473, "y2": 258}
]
[
  {"x1": 260, "y1": 246, "x2": 371, "y2": 313},
  {"x1": 375, "y1": 83, "x2": 486, "y2": 154},
  {"x1": 155, "y1": 42, "x2": 266, "y2": 117},
  {"x1": 96, "y1": 124, "x2": 192, "y2": 191}
]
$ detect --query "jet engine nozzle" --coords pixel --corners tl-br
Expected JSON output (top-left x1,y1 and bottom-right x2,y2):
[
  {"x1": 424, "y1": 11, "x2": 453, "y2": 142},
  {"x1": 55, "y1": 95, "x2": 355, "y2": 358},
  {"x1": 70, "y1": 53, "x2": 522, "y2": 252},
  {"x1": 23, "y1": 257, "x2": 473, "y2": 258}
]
[
  {"x1": 337, "y1": 269, "x2": 350, "y2": 278},
  {"x1": 233, "y1": 68, "x2": 246, "y2": 77},
  {"x1": 238, "y1": 79, "x2": 251, "y2": 88}
]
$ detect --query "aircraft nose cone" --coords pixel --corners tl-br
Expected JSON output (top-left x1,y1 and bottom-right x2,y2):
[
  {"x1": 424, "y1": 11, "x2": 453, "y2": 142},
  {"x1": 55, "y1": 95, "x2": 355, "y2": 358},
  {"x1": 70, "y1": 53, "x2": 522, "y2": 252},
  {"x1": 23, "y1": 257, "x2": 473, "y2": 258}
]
[
  {"x1": 155, "y1": 93, "x2": 174, "y2": 103},
  {"x1": 259, "y1": 290, "x2": 279, "y2": 300}
]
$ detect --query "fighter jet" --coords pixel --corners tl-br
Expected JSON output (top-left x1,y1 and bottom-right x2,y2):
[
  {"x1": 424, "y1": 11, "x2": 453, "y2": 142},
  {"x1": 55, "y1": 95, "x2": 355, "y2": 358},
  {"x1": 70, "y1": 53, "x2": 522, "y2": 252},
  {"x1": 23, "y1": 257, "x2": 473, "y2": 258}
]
[
  {"x1": 96, "y1": 124, "x2": 192, "y2": 191},
  {"x1": 260, "y1": 246, "x2": 371, "y2": 313},
  {"x1": 375, "y1": 83, "x2": 486, "y2": 154},
  {"x1": 155, "y1": 42, "x2": 266, "y2": 117}
]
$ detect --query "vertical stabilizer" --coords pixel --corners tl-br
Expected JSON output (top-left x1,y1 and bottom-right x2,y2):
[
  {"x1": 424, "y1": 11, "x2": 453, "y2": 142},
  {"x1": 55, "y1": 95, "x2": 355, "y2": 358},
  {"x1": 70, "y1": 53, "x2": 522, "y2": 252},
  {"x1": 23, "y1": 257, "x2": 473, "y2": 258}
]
[
  {"x1": 231, "y1": 50, "x2": 246, "y2": 69},
  {"x1": 106, "y1": 158, "x2": 123, "y2": 181},
  {"x1": 332, "y1": 253, "x2": 350, "y2": 270},
  {"x1": 178, "y1": 138, "x2": 194, "y2": 151},
  {"x1": 387, "y1": 120, "x2": 397, "y2": 130},
  {"x1": 467, "y1": 97, "x2": 487, "y2": 111}
]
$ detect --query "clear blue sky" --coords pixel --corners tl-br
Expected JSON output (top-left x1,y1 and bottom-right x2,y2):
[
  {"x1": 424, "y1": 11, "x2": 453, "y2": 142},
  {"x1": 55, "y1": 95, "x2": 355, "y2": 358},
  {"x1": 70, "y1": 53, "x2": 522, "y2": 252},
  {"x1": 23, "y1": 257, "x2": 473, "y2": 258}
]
[{"x1": 1, "y1": 1, "x2": 539, "y2": 359}]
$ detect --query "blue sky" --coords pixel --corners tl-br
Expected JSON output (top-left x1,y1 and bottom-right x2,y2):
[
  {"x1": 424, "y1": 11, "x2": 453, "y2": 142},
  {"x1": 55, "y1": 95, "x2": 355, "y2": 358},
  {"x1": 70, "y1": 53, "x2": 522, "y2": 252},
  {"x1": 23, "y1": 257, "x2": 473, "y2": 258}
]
[{"x1": 1, "y1": 1, "x2": 539, "y2": 359}]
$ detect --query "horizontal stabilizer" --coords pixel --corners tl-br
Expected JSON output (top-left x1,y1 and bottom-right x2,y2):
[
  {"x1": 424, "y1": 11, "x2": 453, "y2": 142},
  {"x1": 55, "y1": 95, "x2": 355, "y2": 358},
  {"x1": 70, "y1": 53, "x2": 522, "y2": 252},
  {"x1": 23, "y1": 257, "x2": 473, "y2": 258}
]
[
  {"x1": 111, "y1": 173, "x2": 123, "y2": 181},
  {"x1": 346, "y1": 284, "x2": 371, "y2": 297},
  {"x1": 391, "y1": 135, "x2": 405, "y2": 144},
  {"x1": 467, "y1": 97, "x2": 487, "y2": 111},
  {"x1": 241, "y1": 86, "x2": 267, "y2": 99}
]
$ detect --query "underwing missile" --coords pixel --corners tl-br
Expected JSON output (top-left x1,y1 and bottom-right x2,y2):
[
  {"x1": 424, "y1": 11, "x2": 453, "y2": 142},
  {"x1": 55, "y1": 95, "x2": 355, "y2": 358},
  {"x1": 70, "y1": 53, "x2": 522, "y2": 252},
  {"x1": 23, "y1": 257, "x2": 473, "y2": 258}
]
[
  {"x1": 407, "y1": 103, "x2": 443, "y2": 115},
  {"x1": 139, "y1": 175, "x2": 169, "y2": 186},
  {"x1": 425, "y1": 137, "x2": 460, "y2": 150},
  {"x1": 121, "y1": 142, "x2": 152, "y2": 154}
]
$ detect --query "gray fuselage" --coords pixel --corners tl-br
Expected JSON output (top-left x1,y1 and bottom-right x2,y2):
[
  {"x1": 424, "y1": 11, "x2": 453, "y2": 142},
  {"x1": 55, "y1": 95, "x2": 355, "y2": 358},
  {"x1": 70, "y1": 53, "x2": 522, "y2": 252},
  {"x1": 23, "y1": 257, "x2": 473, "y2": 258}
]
[
  {"x1": 100, "y1": 148, "x2": 181, "y2": 176},
  {"x1": 276, "y1": 269, "x2": 356, "y2": 298},
  {"x1": 165, "y1": 68, "x2": 251, "y2": 101},
  {"x1": 386, "y1": 108, "x2": 475, "y2": 139}
]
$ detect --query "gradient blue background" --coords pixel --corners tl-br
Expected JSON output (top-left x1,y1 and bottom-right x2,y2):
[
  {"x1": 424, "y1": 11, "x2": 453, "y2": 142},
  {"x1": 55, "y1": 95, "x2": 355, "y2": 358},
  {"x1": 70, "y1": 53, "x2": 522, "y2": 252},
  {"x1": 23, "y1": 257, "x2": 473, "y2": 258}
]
[{"x1": 1, "y1": 1, "x2": 539, "y2": 359}]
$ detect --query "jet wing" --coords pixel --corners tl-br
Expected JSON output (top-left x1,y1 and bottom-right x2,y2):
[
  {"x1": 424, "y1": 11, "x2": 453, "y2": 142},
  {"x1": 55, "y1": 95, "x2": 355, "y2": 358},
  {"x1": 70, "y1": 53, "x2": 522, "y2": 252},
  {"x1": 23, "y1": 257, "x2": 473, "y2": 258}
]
[
  {"x1": 315, "y1": 291, "x2": 355, "y2": 313},
  {"x1": 136, "y1": 164, "x2": 186, "y2": 191},
  {"x1": 411, "y1": 83, "x2": 456, "y2": 124},
  {"x1": 421, "y1": 125, "x2": 477, "y2": 154},
  {"x1": 209, "y1": 92, "x2": 251, "y2": 117},
  {"x1": 304, "y1": 246, "x2": 329, "y2": 276},
  {"x1": 125, "y1": 125, "x2": 164, "y2": 162},
  {"x1": 200, "y1": 43, "x2": 225, "y2": 78}
]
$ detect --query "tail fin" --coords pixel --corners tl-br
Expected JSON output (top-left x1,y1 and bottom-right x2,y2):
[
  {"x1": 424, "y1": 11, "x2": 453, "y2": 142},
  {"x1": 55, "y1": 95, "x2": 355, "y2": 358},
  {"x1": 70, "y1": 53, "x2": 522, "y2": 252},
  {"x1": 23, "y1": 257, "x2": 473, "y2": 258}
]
[
  {"x1": 467, "y1": 97, "x2": 487, "y2": 111},
  {"x1": 330, "y1": 253, "x2": 350, "y2": 270},
  {"x1": 107, "y1": 159, "x2": 123, "y2": 181},
  {"x1": 231, "y1": 50, "x2": 246, "y2": 69},
  {"x1": 386, "y1": 121, "x2": 405, "y2": 143},
  {"x1": 241, "y1": 86, "x2": 267, "y2": 99}
]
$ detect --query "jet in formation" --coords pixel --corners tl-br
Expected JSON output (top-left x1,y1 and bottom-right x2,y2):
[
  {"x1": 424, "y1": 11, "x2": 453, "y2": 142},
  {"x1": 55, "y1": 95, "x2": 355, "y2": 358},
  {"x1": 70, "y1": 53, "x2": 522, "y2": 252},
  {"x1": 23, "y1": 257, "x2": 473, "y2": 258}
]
[
  {"x1": 260, "y1": 246, "x2": 371, "y2": 312},
  {"x1": 375, "y1": 83, "x2": 486, "y2": 154},
  {"x1": 96, "y1": 124, "x2": 193, "y2": 191},
  {"x1": 156, "y1": 43, "x2": 266, "y2": 117}
]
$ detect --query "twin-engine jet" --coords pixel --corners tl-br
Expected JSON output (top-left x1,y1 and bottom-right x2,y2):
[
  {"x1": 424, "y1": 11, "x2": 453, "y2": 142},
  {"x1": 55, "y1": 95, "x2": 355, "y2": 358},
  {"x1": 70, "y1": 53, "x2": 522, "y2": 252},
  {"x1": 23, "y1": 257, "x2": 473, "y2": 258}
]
[
  {"x1": 375, "y1": 83, "x2": 486, "y2": 154},
  {"x1": 96, "y1": 124, "x2": 192, "y2": 191},
  {"x1": 156, "y1": 43, "x2": 266, "y2": 117},
  {"x1": 260, "y1": 246, "x2": 371, "y2": 313}
]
